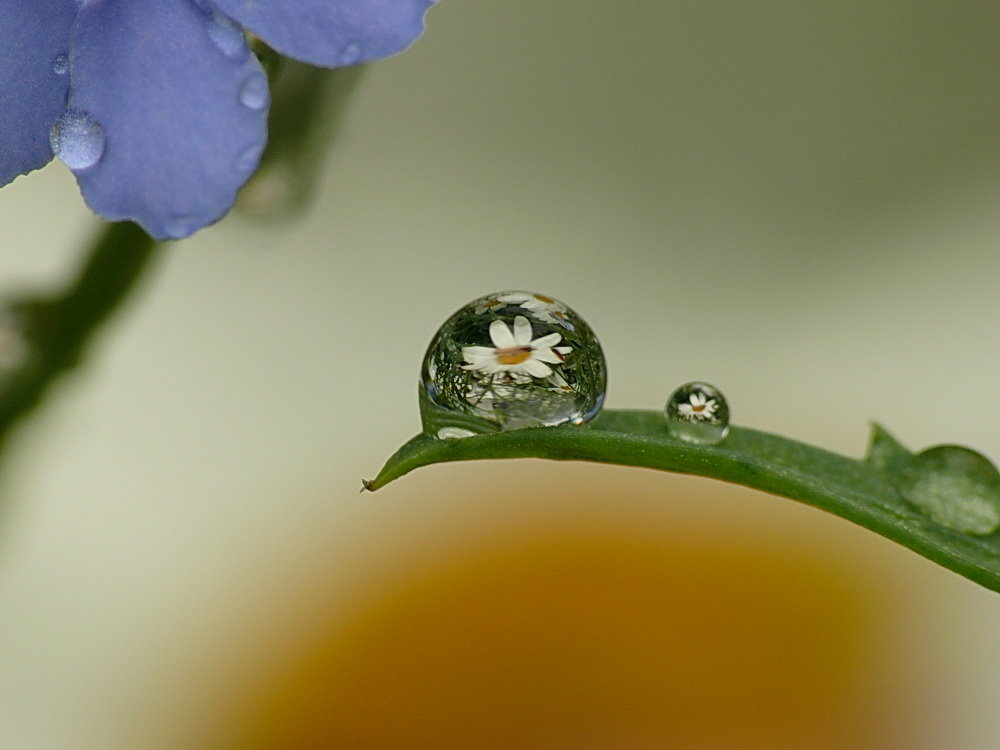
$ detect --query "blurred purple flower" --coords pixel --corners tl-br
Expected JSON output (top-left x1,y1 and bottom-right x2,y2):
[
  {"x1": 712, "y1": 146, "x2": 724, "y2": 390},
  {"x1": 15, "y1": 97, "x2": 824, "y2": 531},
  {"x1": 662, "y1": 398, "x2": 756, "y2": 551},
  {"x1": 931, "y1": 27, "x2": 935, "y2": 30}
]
[{"x1": 0, "y1": 0, "x2": 435, "y2": 239}]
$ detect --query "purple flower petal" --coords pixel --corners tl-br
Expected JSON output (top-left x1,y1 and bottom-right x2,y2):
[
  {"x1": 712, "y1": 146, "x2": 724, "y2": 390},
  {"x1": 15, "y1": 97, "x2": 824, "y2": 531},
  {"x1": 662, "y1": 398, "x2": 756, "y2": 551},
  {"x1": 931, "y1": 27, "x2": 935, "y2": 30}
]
[
  {"x1": 212, "y1": 0, "x2": 436, "y2": 67},
  {"x1": 68, "y1": 0, "x2": 268, "y2": 239},
  {"x1": 0, "y1": 0, "x2": 76, "y2": 186}
]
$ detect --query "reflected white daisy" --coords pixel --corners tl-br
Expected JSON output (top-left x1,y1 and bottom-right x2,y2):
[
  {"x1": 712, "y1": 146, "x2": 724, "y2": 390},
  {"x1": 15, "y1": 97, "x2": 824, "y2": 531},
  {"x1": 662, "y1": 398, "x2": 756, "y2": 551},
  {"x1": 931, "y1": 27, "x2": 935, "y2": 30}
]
[
  {"x1": 677, "y1": 390, "x2": 719, "y2": 421},
  {"x1": 496, "y1": 292, "x2": 573, "y2": 328},
  {"x1": 462, "y1": 315, "x2": 570, "y2": 379},
  {"x1": 473, "y1": 296, "x2": 508, "y2": 315},
  {"x1": 546, "y1": 370, "x2": 575, "y2": 393}
]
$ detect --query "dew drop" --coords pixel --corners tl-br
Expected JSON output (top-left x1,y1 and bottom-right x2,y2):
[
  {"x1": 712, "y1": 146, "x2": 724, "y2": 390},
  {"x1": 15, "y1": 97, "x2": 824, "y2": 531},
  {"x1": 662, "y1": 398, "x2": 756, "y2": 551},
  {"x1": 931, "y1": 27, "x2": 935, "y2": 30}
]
[
  {"x1": 899, "y1": 445, "x2": 1000, "y2": 536},
  {"x1": 421, "y1": 291, "x2": 607, "y2": 435},
  {"x1": 50, "y1": 108, "x2": 105, "y2": 170},
  {"x1": 164, "y1": 214, "x2": 199, "y2": 239},
  {"x1": 239, "y1": 73, "x2": 269, "y2": 110},
  {"x1": 52, "y1": 53, "x2": 69, "y2": 75},
  {"x1": 234, "y1": 143, "x2": 264, "y2": 174},
  {"x1": 664, "y1": 381, "x2": 730, "y2": 445},
  {"x1": 338, "y1": 42, "x2": 362, "y2": 66},
  {"x1": 207, "y1": 13, "x2": 248, "y2": 62}
]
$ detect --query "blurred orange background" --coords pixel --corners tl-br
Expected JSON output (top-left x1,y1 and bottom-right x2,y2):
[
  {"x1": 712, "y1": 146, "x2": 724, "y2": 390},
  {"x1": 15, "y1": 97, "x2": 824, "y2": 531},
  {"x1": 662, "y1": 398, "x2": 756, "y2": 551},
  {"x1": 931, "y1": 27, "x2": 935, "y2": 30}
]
[
  {"x1": 163, "y1": 463, "x2": 949, "y2": 750},
  {"x1": 226, "y1": 472, "x2": 897, "y2": 750}
]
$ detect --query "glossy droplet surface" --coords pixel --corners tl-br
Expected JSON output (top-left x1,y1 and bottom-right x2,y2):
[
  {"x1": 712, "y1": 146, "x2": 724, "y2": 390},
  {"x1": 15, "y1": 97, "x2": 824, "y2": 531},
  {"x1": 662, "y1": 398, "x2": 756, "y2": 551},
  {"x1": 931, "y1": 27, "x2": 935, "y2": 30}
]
[
  {"x1": 421, "y1": 291, "x2": 606, "y2": 434},
  {"x1": 339, "y1": 42, "x2": 362, "y2": 66},
  {"x1": 665, "y1": 381, "x2": 730, "y2": 445},
  {"x1": 52, "y1": 53, "x2": 69, "y2": 75},
  {"x1": 239, "y1": 73, "x2": 269, "y2": 110},
  {"x1": 164, "y1": 215, "x2": 199, "y2": 239},
  {"x1": 899, "y1": 445, "x2": 1000, "y2": 536},
  {"x1": 50, "y1": 108, "x2": 105, "y2": 170},
  {"x1": 206, "y1": 13, "x2": 248, "y2": 61}
]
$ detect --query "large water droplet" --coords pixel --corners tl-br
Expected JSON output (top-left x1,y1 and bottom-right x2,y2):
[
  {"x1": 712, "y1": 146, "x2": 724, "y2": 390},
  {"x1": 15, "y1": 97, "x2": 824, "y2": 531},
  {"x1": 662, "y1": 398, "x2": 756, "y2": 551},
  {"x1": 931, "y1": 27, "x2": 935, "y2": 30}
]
[
  {"x1": 338, "y1": 42, "x2": 362, "y2": 66},
  {"x1": 52, "y1": 53, "x2": 69, "y2": 75},
  {"x1": 239, "y1": 73, "x2": 269, "y2": 110},
  {"x1": 206, "y1": 13, "x2": 248, "y2": 62},
  {"x1": 50, "y1": 108, "x2": 105, "y2": 170},
  {"x1": 664, "y1": 381, "x2": 730, "y2": 445},
  {"x1": 899, "y1": 445, "x2": 1000, "y2": 536},
  {"x1": 421, "y1": 291, "x2": 607, "y2": 434}
]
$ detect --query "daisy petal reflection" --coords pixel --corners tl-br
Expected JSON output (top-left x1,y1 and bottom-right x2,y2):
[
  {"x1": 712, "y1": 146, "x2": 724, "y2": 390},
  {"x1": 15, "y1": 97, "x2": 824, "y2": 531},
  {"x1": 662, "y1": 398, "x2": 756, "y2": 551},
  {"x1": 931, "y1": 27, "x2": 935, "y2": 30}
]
[
  {"x1": 496, "y1": 292, "x2": 574, "y2": 328},
  {"x1": 677, "y1": 390, "x2": 719, "y2": 420},
  {"x1": 461, "y1": 315, "x2": 569, "y2": 380}
]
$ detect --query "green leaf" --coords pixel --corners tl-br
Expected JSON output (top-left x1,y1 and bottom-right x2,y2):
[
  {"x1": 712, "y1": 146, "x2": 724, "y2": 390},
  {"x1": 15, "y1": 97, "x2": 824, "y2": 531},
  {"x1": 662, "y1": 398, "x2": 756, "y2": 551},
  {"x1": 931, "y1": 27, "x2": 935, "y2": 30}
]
[{"x1": 366, "y1": 411, "x2": 1000, "y2": 593}]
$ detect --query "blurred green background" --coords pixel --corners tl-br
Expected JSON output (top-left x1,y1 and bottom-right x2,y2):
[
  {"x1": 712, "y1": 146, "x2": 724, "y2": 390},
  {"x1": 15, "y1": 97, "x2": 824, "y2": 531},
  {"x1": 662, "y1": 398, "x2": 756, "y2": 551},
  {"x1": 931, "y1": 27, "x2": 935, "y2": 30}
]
[{"x1": 1, "y1": 1, "x2": 999, "y2": 748}]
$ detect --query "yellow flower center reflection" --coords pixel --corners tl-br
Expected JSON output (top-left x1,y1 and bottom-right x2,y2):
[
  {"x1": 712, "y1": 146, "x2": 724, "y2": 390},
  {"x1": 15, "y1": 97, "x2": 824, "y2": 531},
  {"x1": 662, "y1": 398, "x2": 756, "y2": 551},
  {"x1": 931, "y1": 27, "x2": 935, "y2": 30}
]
[{"x1": 495, "y1": 346, "x2": 534, "y2": 366}]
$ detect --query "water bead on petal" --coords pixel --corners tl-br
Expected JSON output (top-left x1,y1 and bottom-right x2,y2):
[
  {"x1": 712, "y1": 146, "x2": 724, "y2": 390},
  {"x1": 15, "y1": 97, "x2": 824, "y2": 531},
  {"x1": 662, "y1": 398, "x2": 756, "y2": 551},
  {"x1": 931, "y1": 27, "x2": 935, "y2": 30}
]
[
  {"x1": 1, "y1": 0, "x2": 438, "y2": 235},
  {"x1": 338, "y1": 42, "x2": 362, "y2": 66},
  {"x1": 0, "y1": 0, "x2": 76, "y2": 186},
  {"x1": 239, "y1": 73, "x2": 270, "y2": 110},
  {"x1": 50, "y1": 108, "x2": 105, "y2": 171},
  {"x1": 421, "y1": 291, "x2": 607, "y2": 434},
  {"x1": 203, "y1": 10, "x2": 250, "y2": 62},
  {"x1": 68, "y1": 0, "x2": 269, "y2": 239},
  {"x1": 210, "y1": 0, "x2": 435, "y2": 68}
]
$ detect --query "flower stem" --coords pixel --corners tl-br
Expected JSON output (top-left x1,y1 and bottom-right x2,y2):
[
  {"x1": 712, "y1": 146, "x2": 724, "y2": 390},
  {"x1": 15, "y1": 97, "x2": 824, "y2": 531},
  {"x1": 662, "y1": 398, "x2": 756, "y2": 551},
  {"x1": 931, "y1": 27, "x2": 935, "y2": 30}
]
[{"x1": 0, "y1": 221, "x2": 158, "y2": 443}]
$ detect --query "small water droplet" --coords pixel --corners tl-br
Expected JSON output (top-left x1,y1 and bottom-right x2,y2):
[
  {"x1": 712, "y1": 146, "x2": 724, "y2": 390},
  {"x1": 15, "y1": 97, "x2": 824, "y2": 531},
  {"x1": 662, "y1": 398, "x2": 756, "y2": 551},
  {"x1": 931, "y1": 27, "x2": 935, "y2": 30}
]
[
  {"x1": 206, "y1": 13, "x2": 248, "y2": 62},
  {"x1": 234, "y1": 143, "x2": 264, "y2": 174},
  {"x1": 421, "y1": 291, "x2": 606, "y2": 434},
  {"x1": 164, "y1": 214, "x2": 199, "y2": 239},
  {"x1": 338, "y1": 42, "x2": 362, "y2": 66},
  {"x1": 664, "y1": 381, "x2": 730, "y2": 445},
  {"x1": 50, "y1": 108, "x2": 105, "y2": 170},
  {"x1": 899, "y1": 445, "x2": 1000, "y2": 536},
  {"x1": 239, "y1": 73, "x2": 269, "y2": 110},
  {"x1": 52, "y1": 53, "x2": 69, "y2": 75}
]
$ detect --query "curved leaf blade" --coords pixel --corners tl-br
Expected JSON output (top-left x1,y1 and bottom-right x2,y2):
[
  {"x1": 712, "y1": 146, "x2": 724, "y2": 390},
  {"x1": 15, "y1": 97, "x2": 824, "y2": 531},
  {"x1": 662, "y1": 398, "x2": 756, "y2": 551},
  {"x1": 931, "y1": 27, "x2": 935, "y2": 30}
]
[{"x1": 366, "y1": 410, "x2": 1000, "y2": 593}]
